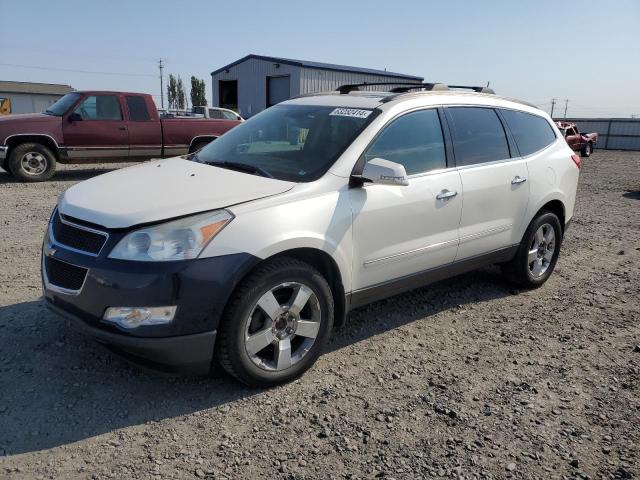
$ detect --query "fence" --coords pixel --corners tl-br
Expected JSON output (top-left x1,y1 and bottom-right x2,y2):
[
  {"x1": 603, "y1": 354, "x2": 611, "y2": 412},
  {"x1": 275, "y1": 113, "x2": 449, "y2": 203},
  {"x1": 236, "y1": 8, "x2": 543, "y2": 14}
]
[{"x1": 557, "y1": 118, "x2": 640, "y2": 151}]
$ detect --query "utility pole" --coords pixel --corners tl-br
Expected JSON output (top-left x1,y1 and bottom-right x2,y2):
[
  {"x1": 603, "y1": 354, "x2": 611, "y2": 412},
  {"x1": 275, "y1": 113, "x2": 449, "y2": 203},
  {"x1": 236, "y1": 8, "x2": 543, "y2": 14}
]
[
  {"x1": 158, "y1": 59, "x2": 165, "y2": 109},
  {"x1": 563, "y1": 99, "x2": 569, "y2": 120},
  {"x1": 550, "y1": 98, "x2": 557, "y2": 118}
]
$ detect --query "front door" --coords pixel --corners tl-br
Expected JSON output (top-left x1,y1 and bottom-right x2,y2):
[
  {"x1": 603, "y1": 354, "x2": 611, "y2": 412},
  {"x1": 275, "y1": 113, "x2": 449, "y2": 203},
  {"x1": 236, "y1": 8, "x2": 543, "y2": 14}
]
[
  {"x1": 350, "y1": 108, "x2": 462, "y2": 292},
  {"x1": 62, "y1": 94, "x2": 129, "y2": 160},
  {"x1": 444, "y1": 106, "x2": 530, "y2": 260}
]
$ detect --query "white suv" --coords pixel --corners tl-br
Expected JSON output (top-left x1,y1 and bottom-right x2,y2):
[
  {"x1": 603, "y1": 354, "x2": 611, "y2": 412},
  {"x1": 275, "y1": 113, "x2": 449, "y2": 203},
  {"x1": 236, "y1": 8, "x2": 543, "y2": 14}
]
[{"x1": 42, "y1": 83, "x2": 580, "y2": 386}]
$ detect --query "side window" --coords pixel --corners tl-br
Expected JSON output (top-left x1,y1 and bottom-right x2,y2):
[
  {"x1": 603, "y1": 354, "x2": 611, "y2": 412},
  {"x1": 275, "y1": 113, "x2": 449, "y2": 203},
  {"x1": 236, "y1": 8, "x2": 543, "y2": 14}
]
[
  {"x1": 222, "y1": 110, "x2": 238, "y2": 120},
  {"x1": 74, "y1": 95, "x2": 122, "y2": 121},
  {"x1": 500, "y1": 109, "x2": 556, "y2": 156},
  {"x1": 447, "y1": 107, "x2": 510, "y2": 166},
  {"x1": 125, "y1": 96, "x2": 151, "y2": 121},
  {"x1": 364, "y1": 109, "x2": 446, "y2": 175},
  {"x1": 209, "y1": 109, "x2": 224, "y2": 119}
]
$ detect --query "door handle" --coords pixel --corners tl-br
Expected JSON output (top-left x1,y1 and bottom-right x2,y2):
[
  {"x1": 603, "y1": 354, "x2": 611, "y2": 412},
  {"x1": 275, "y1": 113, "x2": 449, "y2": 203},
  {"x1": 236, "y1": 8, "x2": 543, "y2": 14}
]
[
  {"x1": 118, "y1": 126, "x2": 127, "y2": 131},
  {"x1": 511, "y1": 176, "x2": 527, "y2": 185},
  {"x1": 436, "y1": 189, "x2": 458, "y2": 200}
]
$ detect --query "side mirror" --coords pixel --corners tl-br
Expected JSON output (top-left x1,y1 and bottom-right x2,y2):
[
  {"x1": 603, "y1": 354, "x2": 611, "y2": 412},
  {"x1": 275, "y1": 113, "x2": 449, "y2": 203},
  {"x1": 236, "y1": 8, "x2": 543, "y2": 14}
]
[
  {"x1": 68, "y1": 112, "x2": 82, "y2": 122},
  {"x1": 356, "y1": 158, "x2": 409, "y2": 186}
]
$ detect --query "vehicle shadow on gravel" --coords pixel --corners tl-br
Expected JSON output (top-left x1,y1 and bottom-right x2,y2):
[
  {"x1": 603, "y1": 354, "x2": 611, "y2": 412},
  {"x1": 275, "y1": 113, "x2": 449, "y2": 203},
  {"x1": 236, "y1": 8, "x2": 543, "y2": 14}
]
[
  {"x1": 0, "y1": 167, "x2": 118, "y2": 184},
  {"x1": 0, "y1": 267, "x2": 513, "y2": 456},
  {"x1": 329, "y1": 266, "x2": 514, "y2": 353},
  {"x1": 0, "y1": 300, "x2": 258, "y2": 456},
  {"x1": 622, "y1": 190, "x2": 640, "y2": 200}
]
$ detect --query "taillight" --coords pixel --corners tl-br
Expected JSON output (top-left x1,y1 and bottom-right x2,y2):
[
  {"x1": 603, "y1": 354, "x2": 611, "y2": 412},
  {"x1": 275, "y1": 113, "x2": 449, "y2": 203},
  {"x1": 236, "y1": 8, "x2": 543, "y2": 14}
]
[{"x1": 571, "y1": 154, "x2": 582, "y2": 169}]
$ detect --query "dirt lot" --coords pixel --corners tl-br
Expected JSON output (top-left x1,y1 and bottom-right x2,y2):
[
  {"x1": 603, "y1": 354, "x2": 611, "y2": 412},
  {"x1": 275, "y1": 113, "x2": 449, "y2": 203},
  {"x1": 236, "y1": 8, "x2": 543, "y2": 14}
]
[{"x1": 0, "y1": 151, "x2": 638, "y2": 479}]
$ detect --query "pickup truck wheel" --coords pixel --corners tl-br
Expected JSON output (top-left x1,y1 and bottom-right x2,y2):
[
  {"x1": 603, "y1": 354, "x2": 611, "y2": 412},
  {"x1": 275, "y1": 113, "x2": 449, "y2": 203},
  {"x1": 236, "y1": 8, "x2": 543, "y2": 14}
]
[
  {"x1": 8, "y1": 143, "x2": 56, "y2": 182},
  {"x1": 189, "y1": 140, "x2": 211, "y2": 153},
  {"x1": 501, "y1": 211, "x2": 563, "y2": 289},
  {"x1": 581, "y1": 142, "x2": 592, "y2": 158},
  {"x1": 216, "y1": 257, "x2": 334, "y2": 387}
]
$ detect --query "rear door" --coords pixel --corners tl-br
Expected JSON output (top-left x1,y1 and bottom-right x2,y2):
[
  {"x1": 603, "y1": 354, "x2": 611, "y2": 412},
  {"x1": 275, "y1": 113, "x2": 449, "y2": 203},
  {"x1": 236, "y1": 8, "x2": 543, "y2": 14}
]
[
  {"x1": 62, "y1": 93, "x2": 129, "y2": 159},
  {"x1": 124, "y1": 95, "x2": 162, "y2": 159},
  {"x1": 445, "y1": 106, "x2": 530, "y2": 260}
]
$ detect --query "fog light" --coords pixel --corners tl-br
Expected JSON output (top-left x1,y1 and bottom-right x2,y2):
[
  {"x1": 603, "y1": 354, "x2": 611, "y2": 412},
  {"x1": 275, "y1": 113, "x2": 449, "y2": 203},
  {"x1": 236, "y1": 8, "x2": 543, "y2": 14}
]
[{"x1": 103, "y1": 306, "x2": 177, "y2": 329}]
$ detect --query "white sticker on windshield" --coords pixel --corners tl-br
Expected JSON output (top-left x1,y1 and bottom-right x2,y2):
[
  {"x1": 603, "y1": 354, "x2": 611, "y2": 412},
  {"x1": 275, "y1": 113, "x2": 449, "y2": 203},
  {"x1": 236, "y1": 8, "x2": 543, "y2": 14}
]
[{"x1": 329, "y1": 108, "x2": 372, "y2": 119}]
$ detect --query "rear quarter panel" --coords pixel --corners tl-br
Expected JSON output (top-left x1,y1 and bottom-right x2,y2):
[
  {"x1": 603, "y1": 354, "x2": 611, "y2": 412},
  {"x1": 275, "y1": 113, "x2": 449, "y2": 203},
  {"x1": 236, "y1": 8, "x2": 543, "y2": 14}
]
[{"x1": 160, "y1": 118, "x2": 241, "y2": 147}]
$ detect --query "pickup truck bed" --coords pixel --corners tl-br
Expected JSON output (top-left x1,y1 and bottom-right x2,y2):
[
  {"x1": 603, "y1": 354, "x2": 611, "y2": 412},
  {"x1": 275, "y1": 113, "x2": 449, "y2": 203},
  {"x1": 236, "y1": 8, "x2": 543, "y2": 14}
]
[{"x1": 0, "y1": 90, "x2": 241, "y2": 182}]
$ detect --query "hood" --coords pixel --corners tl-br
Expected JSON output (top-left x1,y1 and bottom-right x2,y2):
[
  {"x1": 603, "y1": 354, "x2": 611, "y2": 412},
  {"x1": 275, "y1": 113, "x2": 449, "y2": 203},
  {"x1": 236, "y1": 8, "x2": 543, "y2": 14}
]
[
  {"x1": 0, "y1": 113, "x2": 58, "y2": 124},
  {"x1": 59, "y1": 157, "x2": 296, "y2": 229},
  {"x1": 0, "y1": 113, "x2": 61, "y2": 144}
]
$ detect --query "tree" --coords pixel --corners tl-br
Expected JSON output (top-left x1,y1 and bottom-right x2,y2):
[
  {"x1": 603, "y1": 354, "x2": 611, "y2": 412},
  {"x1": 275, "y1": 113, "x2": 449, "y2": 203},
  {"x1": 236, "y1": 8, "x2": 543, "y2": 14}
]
[
  {"x1": 167, "y1": 74, "x2": 177, "y2": 109},
  {"x1": 176, "y1": 76, "x2": 186, "y2": 110},
  {"x1": 190, "y1": 76, "x2": 207, "y2": 107}
]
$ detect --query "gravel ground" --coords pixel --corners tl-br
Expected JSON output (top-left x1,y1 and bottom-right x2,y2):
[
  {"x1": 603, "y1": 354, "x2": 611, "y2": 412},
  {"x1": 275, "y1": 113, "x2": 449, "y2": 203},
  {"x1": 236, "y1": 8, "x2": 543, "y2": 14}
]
[{"x1": 0, "y1": 152, "x2": 639, "y2": 480}]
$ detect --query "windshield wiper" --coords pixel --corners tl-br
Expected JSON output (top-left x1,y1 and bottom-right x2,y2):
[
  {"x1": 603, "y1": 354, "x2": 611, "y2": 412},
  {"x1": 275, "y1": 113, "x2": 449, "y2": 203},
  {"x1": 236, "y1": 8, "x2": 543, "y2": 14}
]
[{"x1": 209, "y1": 161, "x2": 274, "y2": 178}]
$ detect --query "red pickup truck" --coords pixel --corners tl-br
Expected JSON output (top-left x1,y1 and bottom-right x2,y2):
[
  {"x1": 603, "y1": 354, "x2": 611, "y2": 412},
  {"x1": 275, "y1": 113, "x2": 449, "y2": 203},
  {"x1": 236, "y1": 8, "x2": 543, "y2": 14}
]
[
  {"x1": 0, "y1": 91, "x2": 240, "y2": 181},
  {"x1": 556, "y1": 121, "x2": 598, "y2": 158}
]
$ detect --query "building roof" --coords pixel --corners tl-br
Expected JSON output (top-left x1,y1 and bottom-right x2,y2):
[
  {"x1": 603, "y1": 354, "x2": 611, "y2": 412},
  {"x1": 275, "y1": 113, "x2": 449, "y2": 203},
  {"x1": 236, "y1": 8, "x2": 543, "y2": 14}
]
[
  {"x1": 0, "y1": 81, "x2": 74, "y2": 95},
  {"x1": 211, "y1": 54, "x2": 423, "y2": 81}
]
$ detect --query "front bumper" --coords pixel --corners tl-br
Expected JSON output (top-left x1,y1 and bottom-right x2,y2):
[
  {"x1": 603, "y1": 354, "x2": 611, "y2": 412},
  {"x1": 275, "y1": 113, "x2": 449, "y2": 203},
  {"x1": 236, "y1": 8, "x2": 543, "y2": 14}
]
[{"x1": 42, "y1": 214, "x2": 259, "y2": 372}]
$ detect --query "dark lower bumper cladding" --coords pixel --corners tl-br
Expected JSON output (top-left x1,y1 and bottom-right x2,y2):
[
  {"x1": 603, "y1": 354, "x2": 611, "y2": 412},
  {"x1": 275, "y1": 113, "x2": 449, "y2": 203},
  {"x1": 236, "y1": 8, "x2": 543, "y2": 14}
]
[{"x1": 46, "y1": 301, "x2": 216, "y2": 374}]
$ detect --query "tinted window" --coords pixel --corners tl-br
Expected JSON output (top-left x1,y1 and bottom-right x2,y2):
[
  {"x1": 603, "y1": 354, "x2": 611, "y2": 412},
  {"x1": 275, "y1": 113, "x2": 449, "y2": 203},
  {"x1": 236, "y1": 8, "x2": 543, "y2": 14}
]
[
  {"x1": 195, "y1": 105, "x2": 374, "y2": 182},
  {"x1": 447, "y1": 107, "x2": 510, "y2": 166},
  {"x1": 126, "y1": 96, "x2": 151, "y2": 121},
  {"x1": 222, "y1": 110, "x2": 238, "y2": 120},
  {"x1": 208, "y1": 109, "x2": 223, "y2": 119},
  {"x1": 500, "y1": 109, "x2": 556, "y2": 156},
  {"x1": 74, "y1": 95, "x2": 122, "y2": 121},
  {"x1": 364, "y1": 109, "x2": 446, "y2": 175}
]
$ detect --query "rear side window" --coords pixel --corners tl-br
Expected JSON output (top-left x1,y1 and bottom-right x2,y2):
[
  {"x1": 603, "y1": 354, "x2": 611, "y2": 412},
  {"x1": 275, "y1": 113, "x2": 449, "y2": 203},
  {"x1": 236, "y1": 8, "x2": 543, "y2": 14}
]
[
  {"x1": 500, "y1": 109, "x2": 556, "y2": 156},
  {"x1": 126, "y1": 96, "x2": 151, "y2": 121},
  {"x1": 364, "y1": 109, "x2": 446, "y2": 175},
  {"x1": 447, "y1": 107, "x2": 510, "y2": 166},
  {"x1": 208, "y1": 109, "x2": 224, "y2": 119}
]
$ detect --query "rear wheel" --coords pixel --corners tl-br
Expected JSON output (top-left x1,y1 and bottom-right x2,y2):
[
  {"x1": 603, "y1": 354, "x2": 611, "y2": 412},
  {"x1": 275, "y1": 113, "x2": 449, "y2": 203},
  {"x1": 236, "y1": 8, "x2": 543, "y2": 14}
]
[
  {"x1": 216, "y1": 257, "x2": 334, "y2": 387},
  {"x1": 581, "y1": 142, "x2": 592, "y2": 157},
  {"x1": 502, "y1": 211, "x2": 563, "y2": 288},
  {"x1": 8, "y1": 142, "x2": 56, "y2": 182}
]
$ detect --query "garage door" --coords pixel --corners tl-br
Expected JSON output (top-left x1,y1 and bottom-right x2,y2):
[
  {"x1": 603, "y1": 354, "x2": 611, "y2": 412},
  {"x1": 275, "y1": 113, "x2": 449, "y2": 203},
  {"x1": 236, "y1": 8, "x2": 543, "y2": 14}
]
[{"x1": 267, "y1": 76, "x2": 290, "y2": 107}]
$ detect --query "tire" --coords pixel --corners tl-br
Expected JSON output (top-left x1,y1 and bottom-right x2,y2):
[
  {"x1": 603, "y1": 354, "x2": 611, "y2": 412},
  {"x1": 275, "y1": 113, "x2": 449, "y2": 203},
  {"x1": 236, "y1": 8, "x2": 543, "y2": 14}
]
[
  {"x1": 8, "y1": 142, "x2": 56, "y2": 182},
  {"x1": 189, "y1": 140, "x2": 212, "y2": 154},
  {"x1": 502, "y1": 211, "x2": 563, "y2": 288},
  {"x1": 581, "y1": 142, "x2": 592, "y2": 158},
  {"x1": 216, "y1": 257, "x2": 334, "y2": 387}
]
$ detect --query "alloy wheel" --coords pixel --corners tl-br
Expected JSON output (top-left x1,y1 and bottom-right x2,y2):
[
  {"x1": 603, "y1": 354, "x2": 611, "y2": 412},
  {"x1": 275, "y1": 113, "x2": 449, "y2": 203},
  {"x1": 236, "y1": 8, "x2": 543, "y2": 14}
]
[
  {"x1": 244, "y1": 282, "x2": 322, "y2": 371},
  {"x1": 528, "y1": 223, "x2": 555, "y2": 277},
  {"x1": 20, "y1": 152, "x2": 48, "y2": 175}
]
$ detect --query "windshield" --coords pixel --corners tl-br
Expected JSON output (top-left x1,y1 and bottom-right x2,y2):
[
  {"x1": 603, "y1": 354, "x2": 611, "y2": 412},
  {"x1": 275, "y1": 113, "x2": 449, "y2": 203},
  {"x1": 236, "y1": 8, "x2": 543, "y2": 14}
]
[
  {"x1": 44, "y1": 92, "x2": 81, "y2": 116},
  {"x1": 193, "y1": 104, "x2": 376, "y2": 182}
]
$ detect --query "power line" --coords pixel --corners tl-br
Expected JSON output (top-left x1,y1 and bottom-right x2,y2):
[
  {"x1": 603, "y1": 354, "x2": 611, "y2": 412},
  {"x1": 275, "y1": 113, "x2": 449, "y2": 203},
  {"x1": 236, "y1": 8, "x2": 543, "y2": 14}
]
[{"x1": 0, "y1": 63, "x2": 155, "y2": 77}]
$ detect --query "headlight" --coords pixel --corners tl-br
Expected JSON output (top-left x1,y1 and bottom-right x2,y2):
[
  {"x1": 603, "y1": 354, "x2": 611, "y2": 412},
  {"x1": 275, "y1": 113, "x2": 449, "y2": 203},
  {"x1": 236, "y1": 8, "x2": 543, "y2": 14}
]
[{"x1": 109, "y1": 210, "x2": 233, "y2": 261}]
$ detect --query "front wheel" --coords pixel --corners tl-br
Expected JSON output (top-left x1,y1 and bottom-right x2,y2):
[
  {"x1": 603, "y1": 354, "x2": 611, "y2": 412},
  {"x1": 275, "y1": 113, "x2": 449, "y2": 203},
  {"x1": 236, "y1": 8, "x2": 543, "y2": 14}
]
[
  {"x1": 502, "y1": 211, "x2": 563, "y2": 288},
  {"x1": 581, "y1": 142, "x2": 592, "y2": 157},
  {"x1": 216, "y1": 257, "x2": 334, "y2": 387},
  {"x1": 8, "y1": 142, "x2": 57, "y2": 182}
]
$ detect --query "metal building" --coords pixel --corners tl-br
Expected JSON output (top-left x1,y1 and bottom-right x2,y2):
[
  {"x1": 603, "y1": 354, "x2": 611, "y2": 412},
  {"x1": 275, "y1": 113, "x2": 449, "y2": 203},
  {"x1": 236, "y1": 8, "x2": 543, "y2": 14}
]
[
  {"x1": 211, "y1": 54, "x2": 423, "y2": 118},
  {"x1": 0, "y1": 81, "x2": 74, "y2": 115}
]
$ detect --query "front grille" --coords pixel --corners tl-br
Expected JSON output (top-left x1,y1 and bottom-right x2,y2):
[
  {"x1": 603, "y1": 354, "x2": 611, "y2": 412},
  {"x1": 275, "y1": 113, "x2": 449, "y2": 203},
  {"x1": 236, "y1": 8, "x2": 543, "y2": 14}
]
[
  {"x1": 51, "y1": 212, "x2": 107, "y2": 255},
  {"x1": 45, "y1": 256, "x2": 88, "y2": 291}
]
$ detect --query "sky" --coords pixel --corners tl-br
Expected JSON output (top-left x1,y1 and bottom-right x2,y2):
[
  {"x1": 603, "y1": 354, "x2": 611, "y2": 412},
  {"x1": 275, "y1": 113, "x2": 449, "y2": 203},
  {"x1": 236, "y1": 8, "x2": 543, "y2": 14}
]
[{"x1": 1, "y1": 0, "x2": 638, "y2": 118}]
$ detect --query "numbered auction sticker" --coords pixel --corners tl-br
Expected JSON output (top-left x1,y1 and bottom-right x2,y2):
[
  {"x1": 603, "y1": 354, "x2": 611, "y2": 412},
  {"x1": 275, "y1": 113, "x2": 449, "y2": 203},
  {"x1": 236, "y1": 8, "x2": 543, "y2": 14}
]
[{"x1": 329, "y1": 108, "x2": 373, "y2": 119}]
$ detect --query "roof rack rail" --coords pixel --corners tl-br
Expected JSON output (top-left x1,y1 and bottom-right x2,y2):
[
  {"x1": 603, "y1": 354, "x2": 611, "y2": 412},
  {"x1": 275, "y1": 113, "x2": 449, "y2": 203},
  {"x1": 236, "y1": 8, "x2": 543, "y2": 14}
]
[
  {"x1": 448, "y1": 85, "x2": 495, "y2": 94},
  {"x1": 335, "y1": 81, "x2": 495, "y2": 95},
  {"x1": 388, "y1": 82, "x2": 449, "y2": 93},
  {"x1": 336, "y1": 82, "x2": 424, "y2": 94}
]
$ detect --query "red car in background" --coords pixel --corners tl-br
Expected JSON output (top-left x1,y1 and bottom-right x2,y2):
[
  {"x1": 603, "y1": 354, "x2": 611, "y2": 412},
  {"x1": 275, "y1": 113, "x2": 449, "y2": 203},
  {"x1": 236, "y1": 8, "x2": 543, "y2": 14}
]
[
  {"x1": 0, "y1": 91, "x2": 241, "y2": 182},
  {"x1": 556, "y1": 121, "x2": 598, "y2": 158}
]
